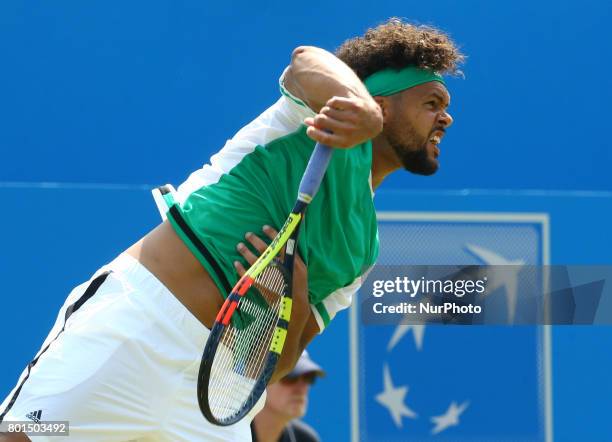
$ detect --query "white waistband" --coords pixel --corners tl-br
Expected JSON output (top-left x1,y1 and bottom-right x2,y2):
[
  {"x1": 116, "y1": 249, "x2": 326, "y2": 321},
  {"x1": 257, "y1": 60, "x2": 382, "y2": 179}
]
[{"x1": 102, "y1": 253, "x2": 210, "y2": 346}]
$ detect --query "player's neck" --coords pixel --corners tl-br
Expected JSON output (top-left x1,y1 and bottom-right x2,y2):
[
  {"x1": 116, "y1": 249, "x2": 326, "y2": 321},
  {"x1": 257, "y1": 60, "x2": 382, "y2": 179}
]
[
  {"x1": 253, "y1": 409, "x2": 292, "y2": 442},
  {"x1": 371, "y1": 135, "x2": 401, "y2": 189}
]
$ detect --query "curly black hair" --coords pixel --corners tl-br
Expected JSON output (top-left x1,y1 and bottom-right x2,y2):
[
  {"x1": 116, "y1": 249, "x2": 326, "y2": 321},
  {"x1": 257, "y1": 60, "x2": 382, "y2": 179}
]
[{"x1": 335, "y1": 18, "x2": 464, "y2": 80}]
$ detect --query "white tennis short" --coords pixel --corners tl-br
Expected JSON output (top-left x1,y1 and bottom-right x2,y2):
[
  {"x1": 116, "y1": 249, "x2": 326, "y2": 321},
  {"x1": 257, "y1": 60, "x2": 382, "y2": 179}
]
[{"x1": 0, "y1": 253, "x2": 264, "y2": 441}]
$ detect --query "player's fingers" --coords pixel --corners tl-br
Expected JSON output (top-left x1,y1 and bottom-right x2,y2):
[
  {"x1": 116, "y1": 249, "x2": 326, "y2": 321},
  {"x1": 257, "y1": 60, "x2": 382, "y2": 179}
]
[
  {"x1": 234, "y1": 260, "x2": 247, "y2": 276},
  {"x1": 313, "y1": 113, "x2": 355, "y2": 134},
  {"x1": 244, "y1": 231, "x2": 268, "y2": 254},
  {"x1": 262, "y1": 225, "x2": 285, "y2": 261},
  {"x1": 320, "y1": 106, "x2": 358, "y2": 124},
  {"x1": 262, "y1": 225, "x2": 278, "y2": 240},
  {"x1": 236, "y1": 241, "x2": 258, "y2": 266},
  {"x1": 305, "y1": 126, "x2": 351, "y2": 148},
  {"x1": 326, "y1": 96, "x2": 360, "y2": 111}
]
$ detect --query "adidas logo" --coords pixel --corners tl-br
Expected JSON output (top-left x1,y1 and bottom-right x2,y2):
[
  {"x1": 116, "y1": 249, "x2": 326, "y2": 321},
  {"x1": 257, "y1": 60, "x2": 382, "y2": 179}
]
[{"x1": 25, "y1": 410, "x2": 42, "y2": 423}]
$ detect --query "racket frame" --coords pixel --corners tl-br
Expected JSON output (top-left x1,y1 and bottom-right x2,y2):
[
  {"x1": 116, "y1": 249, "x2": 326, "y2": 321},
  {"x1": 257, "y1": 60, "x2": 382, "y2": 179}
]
[{"x1": 198, "y1": 144, "x2": 332, "y2": 426}]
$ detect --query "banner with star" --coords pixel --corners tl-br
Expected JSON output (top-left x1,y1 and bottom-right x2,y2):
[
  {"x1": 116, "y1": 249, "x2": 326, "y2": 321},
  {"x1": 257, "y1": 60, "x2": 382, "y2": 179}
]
[{"x1": 351, "y1": 213, "x2": 550, "y2": 441}]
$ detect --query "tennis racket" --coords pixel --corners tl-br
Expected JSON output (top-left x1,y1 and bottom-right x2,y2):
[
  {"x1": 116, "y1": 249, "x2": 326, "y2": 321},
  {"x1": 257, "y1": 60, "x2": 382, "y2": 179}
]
[{"x1": 197, "y1": 142, "x2": 333, "y2": 426}]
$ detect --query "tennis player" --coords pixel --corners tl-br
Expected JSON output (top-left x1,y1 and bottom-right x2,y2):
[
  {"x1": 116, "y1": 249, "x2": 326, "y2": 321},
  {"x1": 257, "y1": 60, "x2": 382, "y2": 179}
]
[{"x1": 0, "y1": 18, "x2": 463, "y2": 441}]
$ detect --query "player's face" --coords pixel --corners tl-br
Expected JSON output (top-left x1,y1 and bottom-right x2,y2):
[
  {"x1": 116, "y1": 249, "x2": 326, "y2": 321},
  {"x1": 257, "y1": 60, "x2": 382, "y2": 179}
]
[
  {"x1": 385, "y1": 81, "x2": 453, "y2": 175},
  {"x1": 265, "y1": 373, "x2": 315, "y2": 419}
]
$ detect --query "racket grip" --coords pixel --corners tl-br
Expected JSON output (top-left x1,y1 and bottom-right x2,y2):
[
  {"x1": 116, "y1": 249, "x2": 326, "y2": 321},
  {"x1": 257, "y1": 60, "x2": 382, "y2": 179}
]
[{"x1": 297, "y1": 143, "x2": 333, "y2": 202}]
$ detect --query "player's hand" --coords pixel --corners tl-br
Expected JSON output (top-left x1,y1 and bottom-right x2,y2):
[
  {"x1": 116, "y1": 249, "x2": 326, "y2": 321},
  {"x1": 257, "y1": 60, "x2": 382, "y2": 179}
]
[
  {"x1": 234, "y1": 226, "x2": 312, "y2": 382},
  {"x1": 303, "y1": 95, "x2": 383, "y2": 148},
  {"x1": 234, "y1": 226, "x2": 308, "y2": 307}
]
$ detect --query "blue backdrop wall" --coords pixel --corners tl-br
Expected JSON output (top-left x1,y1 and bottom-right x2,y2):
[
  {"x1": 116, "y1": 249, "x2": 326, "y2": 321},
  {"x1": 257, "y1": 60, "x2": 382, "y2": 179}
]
[{"x1": 1, "y1": 0, "x2": 611, "y2": 190}]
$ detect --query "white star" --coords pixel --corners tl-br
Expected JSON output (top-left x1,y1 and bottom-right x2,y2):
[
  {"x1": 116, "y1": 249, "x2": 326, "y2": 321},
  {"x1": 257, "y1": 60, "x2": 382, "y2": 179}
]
[
  {"x1": 375, "y1": 364, "x2": 417, "y2": 428},
  {"x1": 464, "y1": 244, "x2": 525, "y2": 323},
  {"x1": 431, "y1": 400, "x2": 470, "y2": 435},
  {"x1": 387, "y1": 324, "x2": 425, "y2": 351}
]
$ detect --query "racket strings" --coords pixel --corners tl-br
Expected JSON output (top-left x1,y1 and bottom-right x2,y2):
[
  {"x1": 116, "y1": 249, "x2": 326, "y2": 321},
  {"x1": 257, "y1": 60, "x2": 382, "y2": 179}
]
[
  {"x1": 209, "y1": 279, "x2": 282, "y2": 416},
  {"x1": 207, "y1": 264, "x2": 288, "y2": 420}
]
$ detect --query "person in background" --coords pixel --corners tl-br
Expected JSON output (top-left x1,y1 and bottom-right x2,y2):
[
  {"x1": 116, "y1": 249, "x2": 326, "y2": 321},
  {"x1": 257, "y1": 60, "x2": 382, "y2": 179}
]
[{"x1": 251, "y1": 351, "x2": 325, "y2": 442}]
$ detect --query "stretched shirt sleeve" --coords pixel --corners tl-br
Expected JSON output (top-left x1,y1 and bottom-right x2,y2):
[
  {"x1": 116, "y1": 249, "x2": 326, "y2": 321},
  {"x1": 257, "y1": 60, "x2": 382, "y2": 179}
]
[{"x1": 279, "y1": 67, "x2": 316, "y2": 117}]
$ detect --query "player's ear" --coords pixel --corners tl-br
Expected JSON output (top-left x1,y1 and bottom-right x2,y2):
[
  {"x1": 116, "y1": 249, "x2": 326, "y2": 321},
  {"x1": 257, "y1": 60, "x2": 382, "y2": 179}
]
[{"x1": 372, "y1": 96, "x2": 389, "y2": 123}]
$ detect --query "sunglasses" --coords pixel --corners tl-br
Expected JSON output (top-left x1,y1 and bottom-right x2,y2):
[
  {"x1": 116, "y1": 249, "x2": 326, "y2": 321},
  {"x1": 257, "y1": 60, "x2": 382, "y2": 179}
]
[{"x1": 280, "y1": 372, "x2": 318, "y2": 386}]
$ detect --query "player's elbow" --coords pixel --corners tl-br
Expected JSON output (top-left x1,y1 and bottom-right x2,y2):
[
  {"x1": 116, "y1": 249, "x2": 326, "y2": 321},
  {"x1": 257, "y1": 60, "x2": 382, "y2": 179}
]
[
  {"x1": 274, "y1": 363, "x2": 292, "y2": 380},
  {"x1": 291, "y1": 46, "x2": 307, "y2": 61},
  {"x1": 291, "y1": 46, "x2": 318, "y2": 63},
  {"x1": 275, "y1": 348, "x2": 301, "y2": 379},
  {"x1": 287, "y1": 46, "x2": 335, "y2": 112},
  {"x1": 270, "y1": 343, "x2": 303, "y2": 383}
]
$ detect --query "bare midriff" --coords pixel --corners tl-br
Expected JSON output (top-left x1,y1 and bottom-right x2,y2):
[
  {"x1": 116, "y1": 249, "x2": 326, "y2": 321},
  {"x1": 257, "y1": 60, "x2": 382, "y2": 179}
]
[{"x1": 125, "y1": 220, "x2": 224, "y2": 329}]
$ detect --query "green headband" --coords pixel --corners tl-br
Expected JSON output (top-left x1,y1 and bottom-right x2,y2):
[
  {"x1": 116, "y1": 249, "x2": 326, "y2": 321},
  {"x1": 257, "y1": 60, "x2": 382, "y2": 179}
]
[{"x1": 364, "y1": 66, "x2": 444, "y2": 96}]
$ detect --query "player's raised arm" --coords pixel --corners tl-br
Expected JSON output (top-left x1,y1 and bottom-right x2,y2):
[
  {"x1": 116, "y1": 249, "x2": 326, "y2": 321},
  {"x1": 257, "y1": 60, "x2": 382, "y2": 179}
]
[{"x1": 284, "y1": 46, "x2": 383, "y2": 148}]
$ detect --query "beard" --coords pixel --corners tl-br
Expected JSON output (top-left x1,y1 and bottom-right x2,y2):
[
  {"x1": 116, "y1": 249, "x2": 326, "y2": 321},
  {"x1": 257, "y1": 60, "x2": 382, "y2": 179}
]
[{"x1": 387, "y1": 121, "x2": 439, "y2": 176}]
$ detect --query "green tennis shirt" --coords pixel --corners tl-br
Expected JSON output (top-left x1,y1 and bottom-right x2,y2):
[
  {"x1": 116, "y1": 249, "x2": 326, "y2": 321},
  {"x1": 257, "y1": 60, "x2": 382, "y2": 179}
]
[{"x1": 167, "y1": 71, "x2": 379, "y2": 331}]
